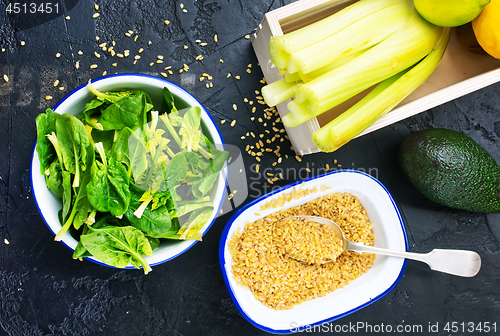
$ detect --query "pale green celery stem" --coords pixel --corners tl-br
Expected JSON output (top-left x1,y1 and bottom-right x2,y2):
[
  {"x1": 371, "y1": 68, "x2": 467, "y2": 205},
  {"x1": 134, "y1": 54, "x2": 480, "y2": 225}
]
[
  {"x1": 145, "y1": 138, "x2": 169, "y2": 189},
  {"x1": 197, "y1": 146, "x2": 212, "y2": 160},
  {"x1": 148, "y1": 111, "x2": 159, "y2": 159},
  {"x1": 134, "y1": 193, "x2": 153, "y2": 219},
  {"x1": 283, "y1": 72, "x2": 301, "y2": 83},
  {"x1": 313, "y1": 28, "x2": 451, "y2": 153},
  {"x1": 72, "y1": 146, "x2": 80, "y2": 188},
  {"x1": 94, "y1": 142, "x2": 107, "y2": 166},
  {"x1": 55, "y1": 205, "x2": 78, "y2": 241},
  {"x1": 159, "y1": 114, "x2": 182, "y2": 147},
  {"x1": 298, "y1": 49, "x2": 368, "y2": 83},
  {"x1": 283, "y1": 10, "x2": 443, "y2": 127},
  {"x1": 150, "y1": 111, "x2": 159, "y2": 133},
  {"x1": 262, "y1": 78, "x2": 301, "y2": 107},
  {"x1": 268, "y1": 0, "x2": 404, "y2": 70},
  {"x1": 85, "y1": 209, "x2": 97, "y2": 225},
  {"x1": 45, "y1": 132, "x2": 64, "y2": 168},
  {"x1": 287, "y1": 2, "x2": 412, "y2": 74},
  {"x1": 86, "y1": 80, "x2": 115, "y2": 101}
]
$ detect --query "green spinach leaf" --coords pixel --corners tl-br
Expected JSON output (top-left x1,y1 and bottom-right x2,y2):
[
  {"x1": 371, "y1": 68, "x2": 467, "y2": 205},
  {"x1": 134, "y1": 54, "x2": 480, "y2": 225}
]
[
  {"x1": 35, "y1": 108, "x2": 60, "y2": 175},
  {"x1": 55, "y1": 113, "x2": 91, "y2": 188},
  {"x1": 98, "y1": 91, "x2": 154, "y2": 131},
  {"x1": 87, "y1": 143, "x2": 131, "y2": 217},
  {"x1": 124, "y1": 184, "x2": 178, "y2": 238},
  {"x1": 80, "y1": 225, "x2": 153, "y2": 274},
  {"x1": 191, "y1": 147, "x2": 228, "y2": 198}
]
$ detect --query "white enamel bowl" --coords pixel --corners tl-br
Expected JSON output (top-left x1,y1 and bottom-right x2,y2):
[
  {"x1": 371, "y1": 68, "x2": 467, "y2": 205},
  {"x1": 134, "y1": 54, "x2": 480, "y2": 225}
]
[
  {"x1": 219, "y1": 170, "x2": 408, "y2": 334},
  {"x1": 31, "y1": 73, "x2": 227, "y2": 269}
]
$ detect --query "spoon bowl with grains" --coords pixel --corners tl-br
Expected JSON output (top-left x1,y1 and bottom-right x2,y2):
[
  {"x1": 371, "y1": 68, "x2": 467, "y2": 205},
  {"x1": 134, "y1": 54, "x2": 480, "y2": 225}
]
[{"x1": 285, "y1": 215, "x2": 481, "y2": 277}]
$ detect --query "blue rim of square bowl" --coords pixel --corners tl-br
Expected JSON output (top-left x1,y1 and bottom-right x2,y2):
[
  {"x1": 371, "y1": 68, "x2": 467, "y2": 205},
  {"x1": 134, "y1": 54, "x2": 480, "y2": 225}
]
[
  {"x1": 30, "y1": 73, "x2": 228, "y2": 270},
  {"x1": 218, "y1": 169, "x2": 408, "y2": 334}
]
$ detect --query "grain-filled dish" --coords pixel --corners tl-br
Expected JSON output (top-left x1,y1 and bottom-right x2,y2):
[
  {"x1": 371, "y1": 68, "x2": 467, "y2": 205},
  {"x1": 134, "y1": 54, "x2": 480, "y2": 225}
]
[
  {"x1": 228, "y1": 192, "x2": 375, "y2": 310},
  {"x1": 272, "y1": 216, "x2": 344, "y2": 265}
]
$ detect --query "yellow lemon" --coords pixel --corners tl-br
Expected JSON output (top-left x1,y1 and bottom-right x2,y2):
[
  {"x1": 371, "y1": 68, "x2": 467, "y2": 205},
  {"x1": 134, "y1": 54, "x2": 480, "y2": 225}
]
[
  {"x1": 472, "y1": 0, "x2": 500, "y2": 59},
  {"x1": 413, "y1": 0, "x2": 490, "y2": 27}
]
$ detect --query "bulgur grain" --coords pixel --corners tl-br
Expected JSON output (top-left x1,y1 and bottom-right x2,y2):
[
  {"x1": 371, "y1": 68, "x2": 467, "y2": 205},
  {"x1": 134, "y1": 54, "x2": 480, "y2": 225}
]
[
  {"x1": 228, "y1": 192, "x2": 375, "y2": 310},
  {"x1": 273, "y1": 217, "x2": 344, "y2": 264}
]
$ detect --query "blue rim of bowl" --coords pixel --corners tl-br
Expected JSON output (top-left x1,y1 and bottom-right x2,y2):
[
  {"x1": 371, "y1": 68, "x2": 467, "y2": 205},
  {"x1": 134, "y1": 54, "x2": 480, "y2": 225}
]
[
  {"x1": 218, "y1": 169, "x2": 408, "y2": 334},
  {"x1": 30, "y1": 72, "x2": 228, "y2": 270}
]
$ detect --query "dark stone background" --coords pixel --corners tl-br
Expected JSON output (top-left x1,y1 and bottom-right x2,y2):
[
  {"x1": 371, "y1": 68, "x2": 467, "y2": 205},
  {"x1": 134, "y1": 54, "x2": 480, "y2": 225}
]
[{"x1": 0, "y1": 0, "x2": 499, "y2": 335}]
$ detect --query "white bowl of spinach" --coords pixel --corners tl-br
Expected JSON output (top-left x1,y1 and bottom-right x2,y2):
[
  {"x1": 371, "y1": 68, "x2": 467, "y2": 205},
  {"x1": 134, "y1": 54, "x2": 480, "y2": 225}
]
[{"x1": 31, "y1": 73, "x2": 228, "y2": 274}]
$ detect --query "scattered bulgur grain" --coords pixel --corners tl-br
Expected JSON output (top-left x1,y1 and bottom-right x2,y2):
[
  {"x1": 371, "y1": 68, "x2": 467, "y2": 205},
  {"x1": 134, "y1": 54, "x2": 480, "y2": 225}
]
[
  {"x1": 93, "y1": 13, "x2": 100, "y2": 18},
  {"x1": 244, "y1": 34, "x2": 250, "y2": 39},
  {"x1": 235, "y1": 75, "x2": 240, "y2": 80},
  {"x1": 160, "y1": 72, "x2": 168, "y2": 78},
  {"x1": 230, "y1": 120, "x2": 236, "y2": 127},
  {"x1": 75, "y1": 61, "x2": 80, "y2": 69},
  {"x1": 20, "y1": 41, "x2": 25, "y2": 46},
  {"x1": 45, "y1": 96, "x2": 53, "y2": 100},
  {"x1": 55, "y1": 53, "x2": 61, "y2": 58},
  {"x1": 295, "y1": 155, "x2": 302, "y2": 162},
  {"x1": 90, "y1": 64, "x2": 98, "y2": 69},
  {"x1": 164, "y1": 20, "x2": 170, "y2": 25},
  {"x1": 3, "y1": 75, "x2": 8, "y2": 82},
  {"x1": 255, "y1": 164, "x2": 259, "y2": 173},
  {"x1": 232, "y1": 104, "x2": 237, "y2": 111},
  {"x1": 53, "y1": 80, "x2": 59, "y2": 87},
  {"x1": 59, "y1": 87, "x2": 65, "y2": 91},
  {"x1": 220, "y1": 120, "x2": 226, "y2": 124},
  {"x1": 326, "y1": 163, "x2": 330, "y2": 171},
  {"x1": 214, "y1": 35, "x2": 218, "y2": 42},
  {"x1": 65, "y1": 16, "x2": 70, "y2": 20},
  {"x1": 94, "y1": 51, "x2": 100, "y2": 58}
]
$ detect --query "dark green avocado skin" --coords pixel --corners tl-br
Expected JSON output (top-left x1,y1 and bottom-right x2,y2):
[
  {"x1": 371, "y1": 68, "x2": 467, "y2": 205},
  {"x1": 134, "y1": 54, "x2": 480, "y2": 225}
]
[{"x1": 398, "y1": 128, "x2": 500, "y2": 213}]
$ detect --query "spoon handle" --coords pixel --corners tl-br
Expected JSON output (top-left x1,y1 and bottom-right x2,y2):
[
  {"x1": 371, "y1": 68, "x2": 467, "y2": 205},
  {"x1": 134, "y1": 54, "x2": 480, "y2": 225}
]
[{"x1": 346, "y1": 242, "x2": 481, "y2": 277}]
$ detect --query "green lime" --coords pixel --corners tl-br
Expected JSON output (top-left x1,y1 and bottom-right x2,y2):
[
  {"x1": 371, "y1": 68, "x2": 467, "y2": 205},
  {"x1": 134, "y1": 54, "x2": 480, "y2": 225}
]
[{"x1": 413, "y1": 0, "x2": 490, "y2": 27}]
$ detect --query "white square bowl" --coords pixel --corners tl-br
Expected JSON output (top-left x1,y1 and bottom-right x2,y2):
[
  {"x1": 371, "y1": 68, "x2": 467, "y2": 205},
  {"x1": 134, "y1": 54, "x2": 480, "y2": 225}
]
[{"x1": 219, "y1": 170, "x2": 408, "y2": 334}]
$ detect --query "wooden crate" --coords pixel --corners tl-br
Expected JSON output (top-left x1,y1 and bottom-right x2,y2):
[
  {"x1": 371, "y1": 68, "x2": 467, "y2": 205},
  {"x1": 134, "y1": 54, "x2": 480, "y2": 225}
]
[{"x1": 251, "y1": 0, "x2": 500, "y2": 155}]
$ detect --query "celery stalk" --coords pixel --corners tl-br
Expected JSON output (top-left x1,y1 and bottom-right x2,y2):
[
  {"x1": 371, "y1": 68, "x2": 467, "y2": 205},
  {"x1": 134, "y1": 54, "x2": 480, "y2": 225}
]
[
  {"x1": 312, "y1": 28, "x2": 451, "y2": 152},
  {"x1": 287, "y1": 2, "x2": 412, "y2": 75},
  {"x1": 269, "y1": 0, "x2": 404, "y2": 70},
  {"x1": 262, "y1": 78, "x2": 301, "y2": 107},
  {"x1": 283, "y1": 71, "x2": 301, "y2": 83},
  {"x1": 283, "y1": 7, "x2": 443, "y2": 127},
  {"x1": 297, "y1": 49, "x2": 367, "y2": 83}
]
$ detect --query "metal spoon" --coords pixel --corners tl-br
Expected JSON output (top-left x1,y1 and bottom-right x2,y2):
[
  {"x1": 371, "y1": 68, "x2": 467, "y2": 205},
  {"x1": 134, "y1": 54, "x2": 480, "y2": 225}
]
[{"x1": 294, "y1": 215, "x2": 481, "y2": 277}]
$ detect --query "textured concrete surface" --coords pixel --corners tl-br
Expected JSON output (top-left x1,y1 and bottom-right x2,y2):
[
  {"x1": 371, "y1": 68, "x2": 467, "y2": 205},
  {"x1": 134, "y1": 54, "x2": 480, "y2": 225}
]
[{"x1": 0, "y1": 0, "x2": 499, "y2": 335}]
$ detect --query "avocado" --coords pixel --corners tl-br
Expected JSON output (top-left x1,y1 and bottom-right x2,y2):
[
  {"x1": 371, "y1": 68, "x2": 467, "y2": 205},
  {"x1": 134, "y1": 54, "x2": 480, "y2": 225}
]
[{"x1": 398, "y1": 128, "x2": 500, "y2": 213}]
